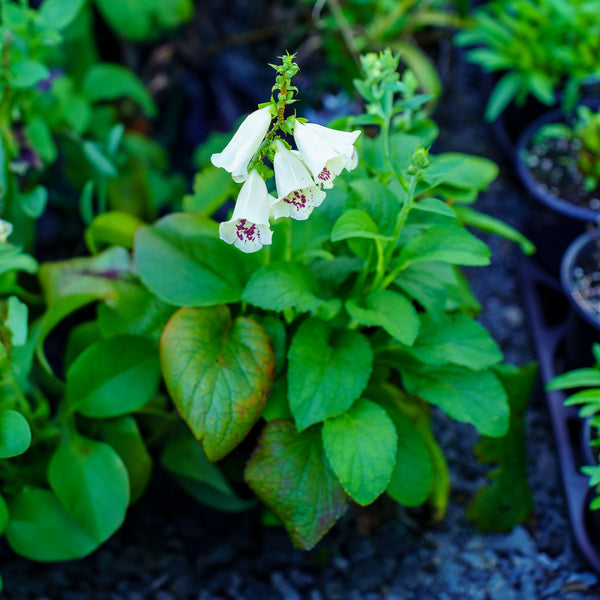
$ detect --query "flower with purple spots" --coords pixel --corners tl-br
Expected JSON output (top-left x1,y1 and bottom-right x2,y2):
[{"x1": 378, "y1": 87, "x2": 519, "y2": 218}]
[
  {"x1": 271, "y1": 140, "x2": 326, "y2": 221},
  {"x1": 293, "y1": 121, "x2": 360, "y2": 189},
  {"x1": 219, "y1": 170, "x2": 274, "y2": 253}
]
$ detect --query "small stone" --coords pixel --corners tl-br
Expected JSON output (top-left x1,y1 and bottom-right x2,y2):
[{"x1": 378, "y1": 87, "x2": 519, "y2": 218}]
[
  {"x1": 503, "y1": 305, "x2": 524, "y2": 328},
  {"x1": 590, "y1": 198, "x2": 600, "y2": 210},
  {"x1": 271, "y1": 572, "x2": 301, "y2": 600},
  {"x1": 565, "y1": 572, "x2": 599, "y2": 588},
  {"x1": 528, "y1": 154, "x2": 540, "y2": 168},
  {"x1": 540, "y1": 157, "x2": 553, "y2": 172},
  {"x1": 487, "y1": 573, "x2": 515, "y2": 600}
]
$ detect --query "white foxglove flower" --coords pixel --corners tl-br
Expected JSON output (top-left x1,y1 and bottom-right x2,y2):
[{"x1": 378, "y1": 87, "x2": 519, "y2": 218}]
[
  {"x1": 0, "y1": 219, "x2": 12, "y2": 243},
  {"x1": 293, "y1": 121, "x2": 361, "y2": 189},
  {"x1": 219, "y1": 170, "x2": 274, "y2": 253},
  {"x1": 272, "y1": 140, "x2": 326, "y2": 220},
  {"x1": 211, "y1": 106, "x2": 273, "y2": 183}
]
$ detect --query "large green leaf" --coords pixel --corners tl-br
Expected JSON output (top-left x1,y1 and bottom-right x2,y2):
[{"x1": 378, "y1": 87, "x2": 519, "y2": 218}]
[
  {"x1": 98, "y1": 416, "x2": 152, "y2": 504},
  {"x1": 397, "y1": 226, "x2": 490, "y2": 269},
  {"x1": 39, "y1": 0, "x2": 86, "y2": 29},
  {"x1": 82, "y1": 63, "x2": 157, "y2": 117},
  {"x1": 6, "y1": 488, "x2": 97, "y2": 561},
  {"x1": 66, "y1": 335, "x2": 161, "y2": 418},
  {"x1": 243, "y1": 262, "x2": 328, "y2": 314},
  {"x1": 401, "y1": 363, "x2": 509, "y2": 437},
  {"x1": 160, "y1": 306, "x2": 275, "y2": 461},
  {"x1": 406, "y1": 313, "x2": 503, "y2": 370},
  {"x1": 135, "y1": 213, "x2": 259, "y2": 307},
  {"x1": 0, "y1": 410, "x2": 31, "y2": 458},
  {"x1": 47, "y1": 436, "x2": 130, "y2": 543},
  {"x1": 245, "y1": 420, "x2": 348, "y2": 549},
  {"x1": 287, "y1": 318, "x2": 373, "y2": 431},
  {"x1": 322, "y1": 399, "x2": 397, "y2": 506},
  {"x1": 346, "y1": 290, "x2": 420, "y2": 346}
]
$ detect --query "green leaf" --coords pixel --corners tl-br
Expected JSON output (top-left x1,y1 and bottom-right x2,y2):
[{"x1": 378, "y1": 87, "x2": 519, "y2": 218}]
[
  {"x1": 39, "y1": 0, "x2": 86, "y2": 29},
  {"x1": 25, "y1": 117, "x2": 56, "y2": 164},
  {"x1": 0, "y1": 410, "x2": 31, "y2": 458},
  {"x1": 243, "y1": 262, "x2": 322, "y2": 313},
  {"x1": 331, "y1": 209, "x2": 391, "y2": 242},
  {"x1": 402, "y1": 363, "x2": 510, "y2": 437},
  {"x1": 9, "y1": 60, "x2": 50, "y2": 89},
  {"x1": 454, "y1": 206, "x2": 536, "y2": 255},
  {"x1": 48, "y1": 436, "x2": 129, "y2": 543},
  {"x1": 547, "y1": 368, "x2": 600, "y2": 390},
  {"x1": 346, "y1": 290, "x2": 420, "y2": 346},
  {"x1": 467, "y1": 363, "x2": 536, "y2": 531},
  {"x1": 288, "y1": 318, "x2": 373, "y2": 431},
  {"x1": 160, "y1": 306, "x2": 275, "y2": 461},
  {"x1": 97, "y1": 280, "x2": 174, "y2": 342},
  {"x1": 380, "y1": 398, "x2": 433, "y2": 506},
  {"x1": 421, "y1": 153, "x2": 499, "y2": 191},
  {"x1": 161, "y1": 431, "x2": 253, "y2": 511},
  {"x1": 98, "y1": 416, "x2": 152, "y2": 504},
  {"x1": 397, "y1": 226, "x2": 491, "y2": 269},
  {"x1": 19, "y1": 186, "x2": 48, "y2": 219},
  {"x1": 183, "y1": 167, "x2": 237, "y2": 216},
  {"x1": 135, "y1": 213, "x2": 259, "y2": 307},
  {"x1": 85, "y1": 211, "x2": 144, "y2": 252},
  {"x1": 67, "y1": 335, "x2": 161, "y2": 418},
  {"x1": 83, "y1": 141, "x2": 118, "y2": 177},
  {"x1": 485, "y1": 72, "x2": 523, "y2": 122},
  {"x1": 245, "y1": 420, "x2": 348, "y2": 550},
  {"x1": 82, "y1": 63, "x2": 157, "y2": 117},
  {"x1": 322, "y1": 399, "x2": 397, "y2": 506},
  {"x1": 6, "y1": 488, "x2": 97, "y2": 561},
  {"x1": 95, "y1": 0, "x2": 194, "y2": 41},
  {"x1": 411, "y1": 198, "x2": 457, "y2": 218},
  {"x1": 407, "y1": 313, "x2": 503, "y2": 370}
]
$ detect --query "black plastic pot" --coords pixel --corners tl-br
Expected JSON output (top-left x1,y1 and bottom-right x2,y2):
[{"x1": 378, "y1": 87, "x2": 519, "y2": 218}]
[
  {"x1": 560, "y1": 231, "x2": 600, "y2": 369},
  {"x1": 520, "y1": 256, "x2": 600, "y2": 574},
  {"x1": 515, "y1": 102, "x2": 600, "y2": 279}
]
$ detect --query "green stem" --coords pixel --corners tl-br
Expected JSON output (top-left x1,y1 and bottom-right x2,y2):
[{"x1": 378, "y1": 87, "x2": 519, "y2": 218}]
[{"x1": 371, "y1": 173, "x2": 417, "y2": 292}]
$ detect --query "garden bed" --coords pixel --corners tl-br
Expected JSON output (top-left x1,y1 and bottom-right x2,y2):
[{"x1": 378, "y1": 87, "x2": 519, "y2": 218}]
[{"x1": 1, "y1": 53, "x2": 600, "y2": 600}]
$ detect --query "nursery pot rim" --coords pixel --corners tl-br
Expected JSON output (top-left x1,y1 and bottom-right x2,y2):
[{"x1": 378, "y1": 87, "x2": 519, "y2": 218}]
[
  {"x1": 515, "y1": 103, "x2": 600, "y2": 224},
  {"x1": 561, "y1": 230, "x2": 600, "y2": 331}
]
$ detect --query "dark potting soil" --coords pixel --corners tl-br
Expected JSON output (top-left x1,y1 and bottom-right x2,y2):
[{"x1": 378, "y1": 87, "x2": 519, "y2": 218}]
[
  {"x1": 571, "y1": 239, "x2": 600, "y2": 318},
  {"x1": 525, "y1": 135, "x2": 600, "y2": 213},
  {"x1": 4, "y1": 50, "x2": 600, "y2": 600}
]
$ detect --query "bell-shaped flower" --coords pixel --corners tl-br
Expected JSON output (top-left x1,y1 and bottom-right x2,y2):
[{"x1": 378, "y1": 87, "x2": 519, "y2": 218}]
[
  {"x1": 211, "y1": 106, "x2": 273, "y2": 183},
  {"x1": 293, "y1": 121, "x2": 361, "y2": 189},
  {"x1": 219, "y1": 170, "x2": 275, "y2": 253},
  {"x1": 271, "y1": 140, "x2": 326, "y2": 221}
]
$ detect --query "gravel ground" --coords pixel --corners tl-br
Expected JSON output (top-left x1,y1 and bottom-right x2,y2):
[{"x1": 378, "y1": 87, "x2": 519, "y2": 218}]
[{"x1": 2, "y1": 51, "x2": 600, "y2": 600}]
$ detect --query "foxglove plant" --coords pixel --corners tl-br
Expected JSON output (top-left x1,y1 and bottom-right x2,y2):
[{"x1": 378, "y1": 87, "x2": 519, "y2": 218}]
[{"x1": 0, "y1": 51, "x2": 536, "y2": 570}]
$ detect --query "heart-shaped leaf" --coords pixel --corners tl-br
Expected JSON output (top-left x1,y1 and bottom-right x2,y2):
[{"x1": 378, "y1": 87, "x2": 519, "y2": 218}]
[
  {"x1": 48, "y1": 435, "x2": 130, "y2": 543},
  {"x1": 322, "y1": 399, "x2": 397, "y2": 505},
  {"x1": 287, "y1": 318, "x2": 373, "y2": 430},
  {"x1": 245, "y1": 420, "x2": 348, "y2": 549},
  {"x1": 6, "y1": 488, "x2": 97, "y2": 561},
  {"x1": 161, "y1": 306, "x2": 275, "y2": 461}
]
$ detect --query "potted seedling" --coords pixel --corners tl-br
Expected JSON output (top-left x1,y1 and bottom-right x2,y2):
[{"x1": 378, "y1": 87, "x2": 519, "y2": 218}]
[
  {"x1": 547, "y1": 346, "x2": 600, "y2": 565},
  {"x1": 514, "y1": 103, "x2": 600, "y2": 277},
  {"x1": 457, "y1": 0, "x2": 600, "y2": 159}
]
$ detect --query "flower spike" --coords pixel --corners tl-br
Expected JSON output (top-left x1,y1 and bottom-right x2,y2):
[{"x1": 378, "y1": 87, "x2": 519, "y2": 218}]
[{"x1": 219, "y1": 170, "x2": 275, "y2": 253}]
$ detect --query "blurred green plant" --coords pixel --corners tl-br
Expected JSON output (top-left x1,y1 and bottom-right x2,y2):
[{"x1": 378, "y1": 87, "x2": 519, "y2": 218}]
[
  {"x1": 302, "y1": 0, "x2": 471, "y2": 105},
  {"x1": 457, "y1": 0, "x2": 600, "y2": 122}
]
